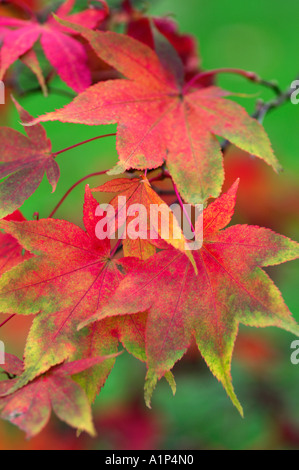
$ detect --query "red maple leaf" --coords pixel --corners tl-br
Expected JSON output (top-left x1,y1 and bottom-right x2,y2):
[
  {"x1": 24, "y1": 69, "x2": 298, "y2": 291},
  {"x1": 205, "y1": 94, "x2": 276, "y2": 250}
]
[
  {"x1": 0, "y1": 0, "x2": 109, "y2": 92},
  {"x1": 92, "y1": 176, "x2": 195, "y2": 265},
  {"x1": 82, "y1": 181, "x2": 299, "y2": 414},
  {"x1": 0, "y1": 353, "x2": 117, "y2": 438},
  {"x1": 29, "y1": 18, "x2": 280, "y2": 204},
  {"x1": 0, "y1": 98, "x2": 58, "y2": 219},
  {"x1": 0, "y1": 211, "x2": 32, "y2": 276},
  {"x1": 0, "y1": 187, "x2": 149, "y2": 401},
  {"x1": 120, "y1": 0, "x2": 204, "y2": 86}
]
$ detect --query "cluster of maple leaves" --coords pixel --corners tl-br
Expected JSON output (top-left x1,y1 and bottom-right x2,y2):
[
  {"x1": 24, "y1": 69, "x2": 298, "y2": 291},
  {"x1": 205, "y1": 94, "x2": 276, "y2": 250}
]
[{"x1": 0, "y1": 0, "x2": 298, "y2": 438}]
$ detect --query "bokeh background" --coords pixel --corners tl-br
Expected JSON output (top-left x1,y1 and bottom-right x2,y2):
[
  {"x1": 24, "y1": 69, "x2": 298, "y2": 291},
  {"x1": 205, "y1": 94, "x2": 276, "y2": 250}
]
[{"x1": 0, "y1": 0, "x2": 299, "y2": 450}]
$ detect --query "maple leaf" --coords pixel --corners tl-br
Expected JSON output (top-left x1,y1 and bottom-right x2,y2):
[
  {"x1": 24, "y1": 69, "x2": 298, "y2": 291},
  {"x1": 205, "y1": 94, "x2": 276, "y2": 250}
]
[
  {"x1": 92, "y1": 176, "x2": 196, "y2": 268},
  {"x1": 0, "y1": 187, "x2": 149, "y2": 401},
  {"x1": 0, "y1": 98, "x2": 58, "y2": 219},
  {"x1": 0, "y1": 211, "x2": 32, "y2": 276},
  {"x1": 0, "y1": 353, "x2": 23, "y2": 386},
  {"x1": 29, "y1": 18, "x2": 280, "y2": 204},
  {"x1": 0, "y1": 0, "x2": 109, "y2": 92},
  {"x1": 122, "y1": 0, "x2": 206, "y2": 86},
  {"x1": 82, "y1": 181, "x2": 299, "y2": 414},
  {"x1": 0, "y1": 354, "x2": 117, "y2": 438}
]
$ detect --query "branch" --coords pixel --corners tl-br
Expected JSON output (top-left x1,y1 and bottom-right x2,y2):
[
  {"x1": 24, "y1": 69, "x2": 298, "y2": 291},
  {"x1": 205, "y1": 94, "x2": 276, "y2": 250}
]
[
  {"x1": 222, "y1": 74, "x2": 299, "y2": 152},
  {"x1": 253, "y1": 75, "x2": 299, "y2": 123}
]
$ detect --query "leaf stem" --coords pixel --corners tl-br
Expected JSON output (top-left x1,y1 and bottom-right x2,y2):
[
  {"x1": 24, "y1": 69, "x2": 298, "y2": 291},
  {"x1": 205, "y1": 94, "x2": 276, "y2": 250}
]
[
  {"x1": 172, "y1": 180, "x2": 195, "y2": 235},
  {"x1": 53, "y1": 133, "x2": 117, "y2": 158},
  {"x1": 221, "y1": 73, "x2": 299, "y2": 152},
  {"x1": 2, "y1": 0, "x2": 37, "y2": 19},
  {"x1": 0, "y1": 314, "x2": 15, "y2": 329},
  {"x1": 110, "y1": 239, "x2": 123, "y2": 258},
  {"x1": 184, "y1": 68, "x2": 281, "y2": 95},
  {"x1": 49, "y1": 170, "x2": 109, "y2": 218}
]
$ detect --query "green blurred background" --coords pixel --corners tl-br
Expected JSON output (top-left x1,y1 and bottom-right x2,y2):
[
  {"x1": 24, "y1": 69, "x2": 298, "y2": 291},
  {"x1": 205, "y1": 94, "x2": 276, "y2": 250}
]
[{"x1": 0, "y1": 0, "x2": 299, "y2": 450}]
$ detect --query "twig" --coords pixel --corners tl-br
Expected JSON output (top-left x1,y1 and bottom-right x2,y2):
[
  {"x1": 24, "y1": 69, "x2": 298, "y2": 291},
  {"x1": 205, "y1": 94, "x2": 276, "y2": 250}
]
[
  {"x1": 184, "y1": 68, "x2": 282, "y2": 95},
  {"x1": 221, "y1": 74, "x2": 299, "y2": 152},
  {"x1": 110, "y1": 238, "x2": 123, "y2": 258},
  {"x1": 0, "y1": 314, "x2": 15, "y2": 329},
  {"x1": 253, "y1": 75, "x2": 299, "y2": 123},
  {"x1": 53, "y1": 133, "x2": 116, "y2": 158}
]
